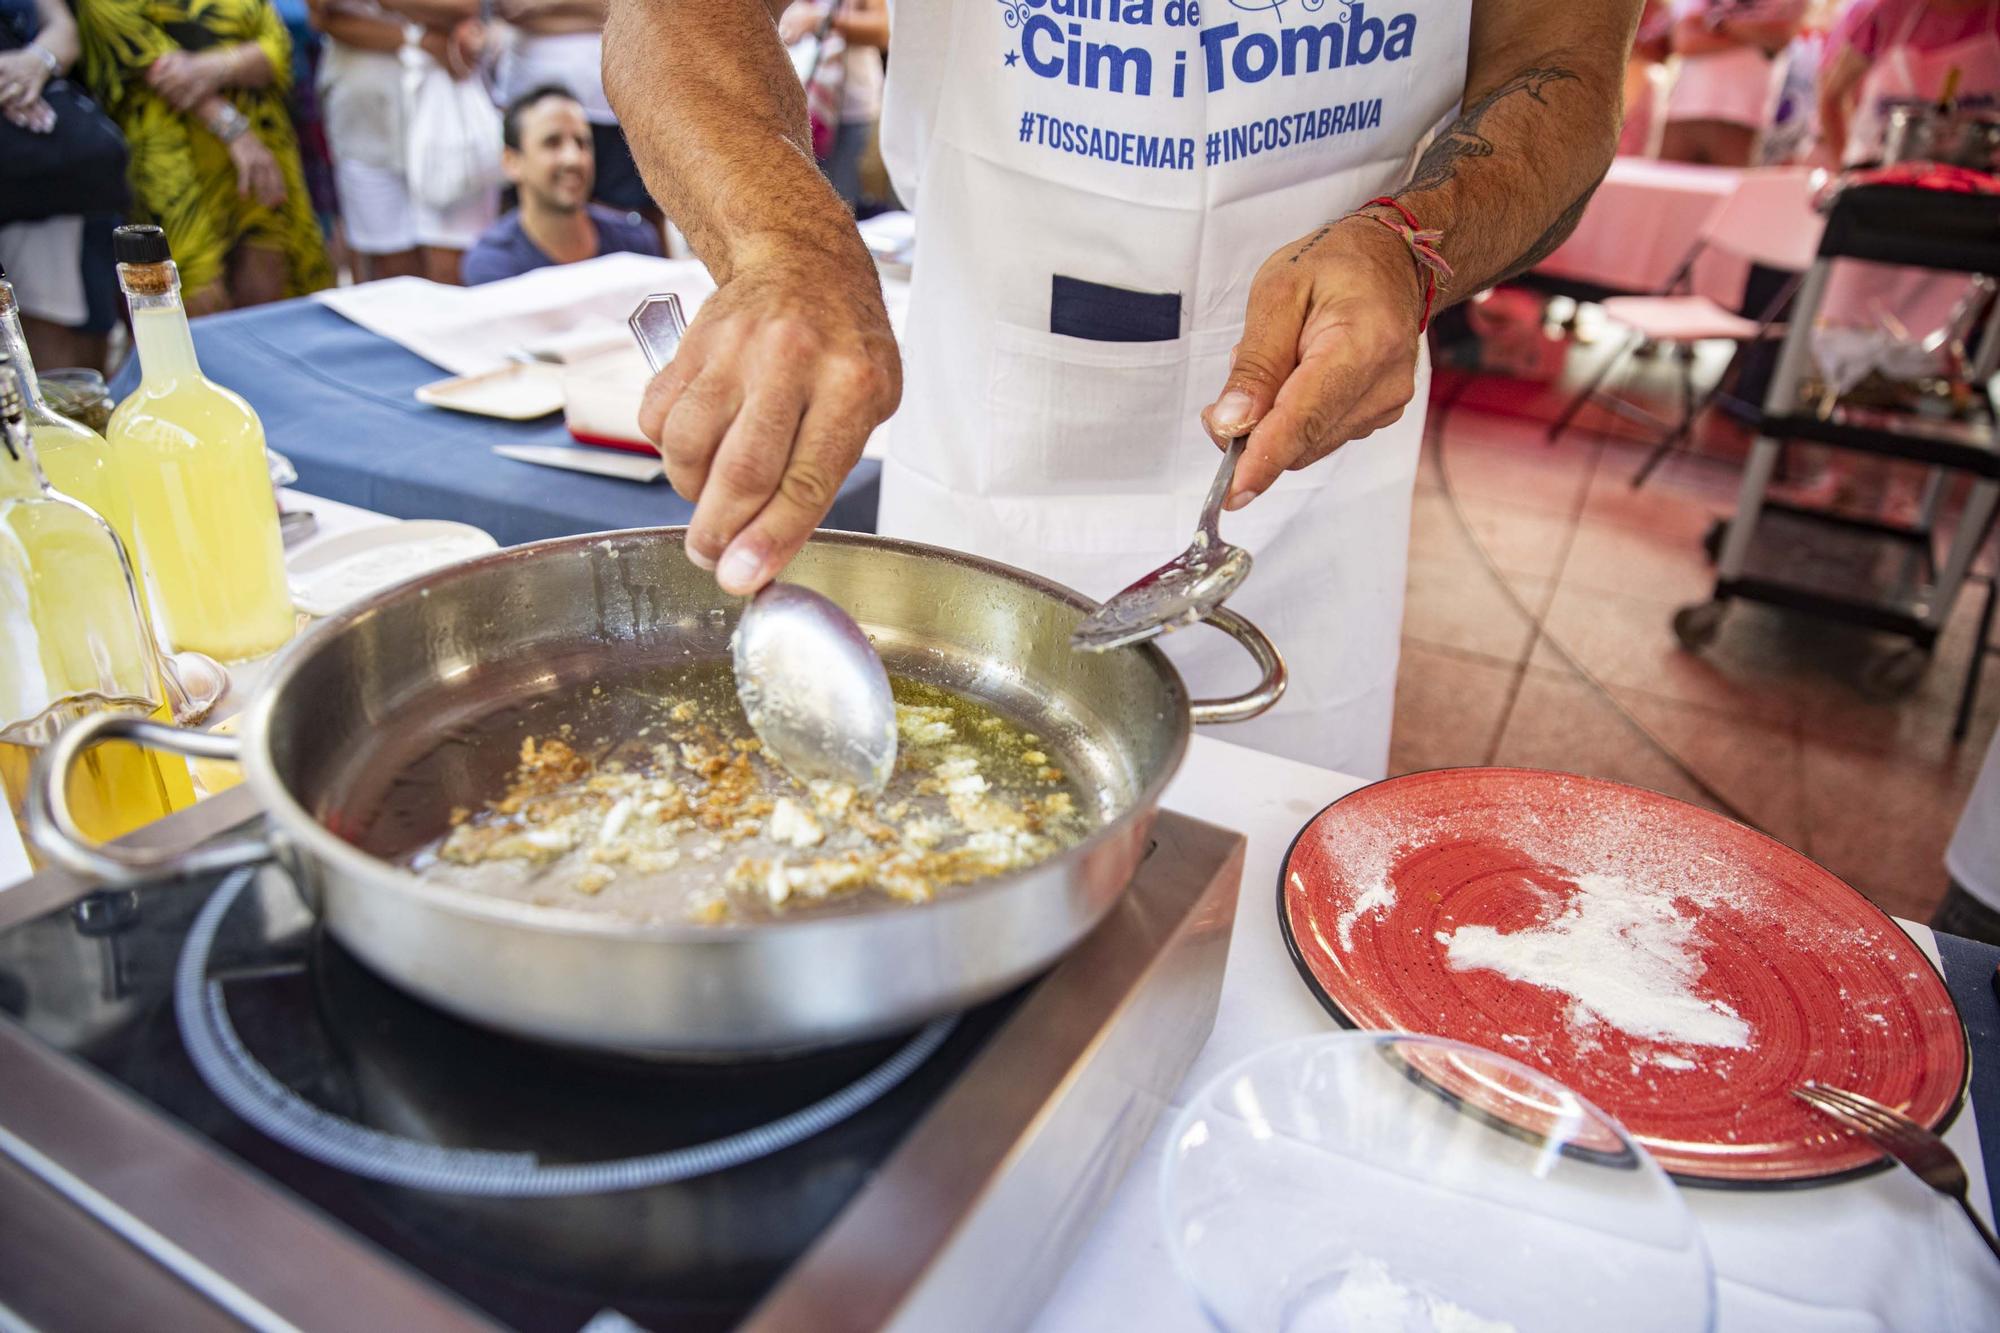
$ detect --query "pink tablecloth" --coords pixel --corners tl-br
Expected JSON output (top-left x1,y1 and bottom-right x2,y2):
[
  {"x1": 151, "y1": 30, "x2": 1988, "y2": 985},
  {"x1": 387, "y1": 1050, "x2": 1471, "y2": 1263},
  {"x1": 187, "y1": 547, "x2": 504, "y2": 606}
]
[{"x1": 1537, "y1": 157, "x2": 1752, "y2": 308}]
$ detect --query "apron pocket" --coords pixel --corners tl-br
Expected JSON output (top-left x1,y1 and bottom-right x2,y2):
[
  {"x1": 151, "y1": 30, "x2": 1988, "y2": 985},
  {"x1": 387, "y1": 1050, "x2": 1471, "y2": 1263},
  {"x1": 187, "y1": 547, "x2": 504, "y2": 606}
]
[
  {"x1": 1050, "y1": 276, "x2": 1180, "y2": 343},
  {"x1": 983, "y1": 322, "x2": 1189, "y2": 496}
]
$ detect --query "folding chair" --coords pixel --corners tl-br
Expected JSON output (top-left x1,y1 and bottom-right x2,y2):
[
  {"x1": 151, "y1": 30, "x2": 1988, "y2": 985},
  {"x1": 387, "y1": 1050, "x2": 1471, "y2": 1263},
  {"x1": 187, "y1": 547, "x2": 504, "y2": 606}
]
[{"x1": 1544, "y1": 168, "x2": 1828, "y2": 485}]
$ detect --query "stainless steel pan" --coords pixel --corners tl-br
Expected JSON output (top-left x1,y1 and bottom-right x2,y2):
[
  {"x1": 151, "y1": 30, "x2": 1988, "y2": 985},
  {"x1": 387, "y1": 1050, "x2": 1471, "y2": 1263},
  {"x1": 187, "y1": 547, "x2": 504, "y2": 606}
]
[{"x1": 30, "y1": 529, "x2": 1282, "y2": 1057}]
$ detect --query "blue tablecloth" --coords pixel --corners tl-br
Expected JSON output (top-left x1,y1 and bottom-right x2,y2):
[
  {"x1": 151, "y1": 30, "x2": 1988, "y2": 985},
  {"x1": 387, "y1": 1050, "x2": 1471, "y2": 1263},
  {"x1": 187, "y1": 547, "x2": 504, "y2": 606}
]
[
  {"x1": 107, "y1": 297, "x2": 881, "y2": 548},
  {"x1": 1937, "y1": 930, "x2": 2000, "y2": 1219}
]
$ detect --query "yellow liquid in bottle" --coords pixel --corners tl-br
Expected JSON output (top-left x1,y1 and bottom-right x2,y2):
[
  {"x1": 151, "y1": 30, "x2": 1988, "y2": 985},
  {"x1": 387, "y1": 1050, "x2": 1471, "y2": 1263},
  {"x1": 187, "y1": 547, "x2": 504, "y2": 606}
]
[
  {"x1": 0, "y1": 482, "x2": 196, "y2": 857},
  {"x1": 110, "y1": 307, "x2": 294, "y2": 663},
  {"x1": 33, "y1": 414, "x2": 142, "y2": 569}
]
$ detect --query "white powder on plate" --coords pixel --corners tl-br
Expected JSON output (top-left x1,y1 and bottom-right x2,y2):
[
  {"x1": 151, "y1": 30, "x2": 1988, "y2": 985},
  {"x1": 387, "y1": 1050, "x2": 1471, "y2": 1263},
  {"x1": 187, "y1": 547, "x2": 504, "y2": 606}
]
[
  {"x1": 1309, "y1": 775, "x2": 1773, "y2": 952},
  {"x1": 1444, "y1": 873, "x2": 1751, "y2": 1050},
  {"x1": 1315, "y1": 1257, "x2": 1517, "y2": 1333},
  {"x1": 1336, "y1": 878, "x2": 1397, "y2": 949}
]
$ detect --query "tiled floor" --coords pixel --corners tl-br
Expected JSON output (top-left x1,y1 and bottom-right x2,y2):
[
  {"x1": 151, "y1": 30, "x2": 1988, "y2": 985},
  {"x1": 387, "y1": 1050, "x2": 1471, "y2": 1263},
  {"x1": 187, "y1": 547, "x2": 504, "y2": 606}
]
[{"x1": 1391, "y1": 376, "x2": 1997, "y2": 924}]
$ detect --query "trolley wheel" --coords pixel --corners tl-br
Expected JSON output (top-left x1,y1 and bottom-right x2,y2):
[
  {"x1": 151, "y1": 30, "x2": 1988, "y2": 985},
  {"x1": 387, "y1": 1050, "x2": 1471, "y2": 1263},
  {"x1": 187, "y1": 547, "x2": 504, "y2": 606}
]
[
  {"x1": 1859, "y1": 646, "x2": 1929, "y2": 702},
  {"x1": 1673, "y1": 602, "x2": 1726, "y2": 652}
]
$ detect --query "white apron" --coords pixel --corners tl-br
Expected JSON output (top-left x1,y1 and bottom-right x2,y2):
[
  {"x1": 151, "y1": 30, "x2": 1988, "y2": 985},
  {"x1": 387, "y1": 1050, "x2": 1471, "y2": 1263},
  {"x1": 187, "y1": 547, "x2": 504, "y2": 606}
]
[
  {"x1": 1822, "y1": 3, "x2": 2000, "y2": 339},
  {"x1": 877, "y1": 0, "x2": 1470, "y2": 777}
]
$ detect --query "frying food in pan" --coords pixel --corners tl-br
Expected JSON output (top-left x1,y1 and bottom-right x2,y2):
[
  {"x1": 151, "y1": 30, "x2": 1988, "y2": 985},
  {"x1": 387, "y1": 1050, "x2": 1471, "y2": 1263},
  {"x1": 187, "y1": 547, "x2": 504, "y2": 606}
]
[{"x1": 405, "y1": 663, "x2": 1094, "y2": 924}]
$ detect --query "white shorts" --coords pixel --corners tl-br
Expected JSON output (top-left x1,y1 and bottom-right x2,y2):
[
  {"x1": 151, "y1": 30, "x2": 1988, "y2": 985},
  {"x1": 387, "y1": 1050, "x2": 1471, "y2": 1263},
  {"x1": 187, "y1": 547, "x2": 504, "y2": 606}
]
[
  {"x1": 335, "y1": 158, "x2": 497, "y2": 254},
  {"x1": 0, "y1": 216, "x2": 87, "y2": 325},
  {"x1": 495, "y1": 31, "x2": 615, "y2": 124}
]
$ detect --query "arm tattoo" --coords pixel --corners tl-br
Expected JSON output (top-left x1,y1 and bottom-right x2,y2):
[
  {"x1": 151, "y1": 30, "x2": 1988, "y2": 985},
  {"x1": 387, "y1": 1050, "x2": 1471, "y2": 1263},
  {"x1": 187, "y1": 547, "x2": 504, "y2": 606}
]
[
  {"x1": 1287, "y1": 221, "x2": 1339, "y2": 264},
  {"x1": 1282, "y1": 65, "x2": 1598, "y2": 274},
  {"x1": 1403, "y1": 66, "x2": 1581, "y2": 195},
  {"x1": 1498, "y1": 167, "x2": 1606, "y2": 281}
]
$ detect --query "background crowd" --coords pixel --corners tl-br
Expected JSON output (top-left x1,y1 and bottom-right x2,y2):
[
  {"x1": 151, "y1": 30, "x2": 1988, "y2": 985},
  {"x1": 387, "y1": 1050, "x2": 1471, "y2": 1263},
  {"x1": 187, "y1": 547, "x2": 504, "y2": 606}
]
[
  {"x1": 2, "y1": 0, "x2": 1990, "y2": 374},
  {"x1": 1627, "y1": 0, "x2": 1999, "y2": 167},
  {"x1": 0, "y1": 0, "x2": 889, "y2": 372}
]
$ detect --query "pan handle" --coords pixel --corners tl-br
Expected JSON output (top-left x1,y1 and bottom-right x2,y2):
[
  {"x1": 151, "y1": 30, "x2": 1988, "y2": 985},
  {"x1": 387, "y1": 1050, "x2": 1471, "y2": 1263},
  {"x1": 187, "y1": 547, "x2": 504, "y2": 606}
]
[
  {"x1": 1188, "y1": 606, "x2": 1288, "y2": 725},
  {"x1": 26, "y1": 712, "x2": 272, "y2": 885}
]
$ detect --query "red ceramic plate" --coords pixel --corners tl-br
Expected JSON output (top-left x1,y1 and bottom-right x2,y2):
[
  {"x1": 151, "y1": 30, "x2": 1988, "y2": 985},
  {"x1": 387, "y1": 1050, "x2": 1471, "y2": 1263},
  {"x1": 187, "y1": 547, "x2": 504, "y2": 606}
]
[{"x1": 1279, "y1": 768, "x2": 1968, "y2": 1186}]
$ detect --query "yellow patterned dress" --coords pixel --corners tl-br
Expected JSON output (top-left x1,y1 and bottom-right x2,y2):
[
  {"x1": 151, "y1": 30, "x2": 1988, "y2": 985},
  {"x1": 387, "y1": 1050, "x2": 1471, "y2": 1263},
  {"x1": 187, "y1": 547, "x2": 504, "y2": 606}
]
[{"x1": 78, "y1": 0, "x2": 332, "y2": 300}]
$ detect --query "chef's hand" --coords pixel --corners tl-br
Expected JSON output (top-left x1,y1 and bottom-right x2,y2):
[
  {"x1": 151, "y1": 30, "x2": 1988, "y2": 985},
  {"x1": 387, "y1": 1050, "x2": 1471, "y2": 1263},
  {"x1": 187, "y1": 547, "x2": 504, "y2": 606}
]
[
  {"x1": 639, "y1": 250, "x2": 900, "y2": 594},
  {"x1": 1201, "y1": 213, "x2": 1424, "y2": 511}
]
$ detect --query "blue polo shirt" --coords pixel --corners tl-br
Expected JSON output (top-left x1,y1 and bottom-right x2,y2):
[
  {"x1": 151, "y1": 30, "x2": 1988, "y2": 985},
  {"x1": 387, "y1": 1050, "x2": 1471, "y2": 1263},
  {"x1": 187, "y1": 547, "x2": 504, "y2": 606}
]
[{"x1": 461, "y1": 205, "x2": 662, "y2": 286}]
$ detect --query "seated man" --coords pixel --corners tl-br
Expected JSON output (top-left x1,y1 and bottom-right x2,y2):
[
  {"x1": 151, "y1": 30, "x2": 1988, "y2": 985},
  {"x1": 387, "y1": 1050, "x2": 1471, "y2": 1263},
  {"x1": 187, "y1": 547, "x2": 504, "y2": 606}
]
[{"x1": 461, "y1": 85, "x2": 660, "y2": 285}]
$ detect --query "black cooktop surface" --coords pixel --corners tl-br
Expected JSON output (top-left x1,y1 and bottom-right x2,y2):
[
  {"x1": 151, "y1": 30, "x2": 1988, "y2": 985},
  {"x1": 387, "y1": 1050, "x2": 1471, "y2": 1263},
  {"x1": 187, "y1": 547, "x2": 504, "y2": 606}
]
[{"x1": 0, "y1": 866, "x2": 1018, "y2": 1331}]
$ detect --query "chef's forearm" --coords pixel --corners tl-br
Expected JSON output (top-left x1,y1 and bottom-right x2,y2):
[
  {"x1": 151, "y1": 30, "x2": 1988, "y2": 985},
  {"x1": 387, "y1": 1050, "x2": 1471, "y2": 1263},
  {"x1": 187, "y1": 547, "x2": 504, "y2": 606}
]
[
  {"x1": 603, "y1": 0, "x2": 860, "y2": 284},
  {"x1": 1387, "y1": 0, "x2": 1640, "y2": 306}
]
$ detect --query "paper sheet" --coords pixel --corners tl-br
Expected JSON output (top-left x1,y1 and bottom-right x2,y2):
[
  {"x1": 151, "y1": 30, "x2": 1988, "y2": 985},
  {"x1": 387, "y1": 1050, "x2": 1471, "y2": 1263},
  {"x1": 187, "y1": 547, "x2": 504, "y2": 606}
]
[
  {"x1": 316, "y1": 253, "x2": 719, "y2": 377},
  {"x1": 320, "y1": 250, "x2": 911, "y2": 461}
]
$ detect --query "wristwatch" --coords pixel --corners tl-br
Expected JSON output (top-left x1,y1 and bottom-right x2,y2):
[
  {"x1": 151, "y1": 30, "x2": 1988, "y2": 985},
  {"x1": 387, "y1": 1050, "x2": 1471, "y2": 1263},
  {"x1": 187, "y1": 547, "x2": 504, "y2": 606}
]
[
  {"x1": 207, "y1": 102, "x2": 251, "y2": 144},
  {"x1": 25, "y1": 42, "x2": 59, "y2": 78}
]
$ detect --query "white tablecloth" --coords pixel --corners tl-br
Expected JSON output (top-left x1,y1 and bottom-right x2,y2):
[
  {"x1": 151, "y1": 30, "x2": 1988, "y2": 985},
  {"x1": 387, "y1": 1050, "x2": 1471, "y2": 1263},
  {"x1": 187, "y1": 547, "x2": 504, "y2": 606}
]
[
  {"x1": 1035, "y1": 735, "x2": 2000, "y2": 1333},
  {"x1": 11, "y1": 495, "x2": 1999, "y2": 1330},
  {"x1": 1537, "y1": 158, "x2": 1753, "y2": 310}
]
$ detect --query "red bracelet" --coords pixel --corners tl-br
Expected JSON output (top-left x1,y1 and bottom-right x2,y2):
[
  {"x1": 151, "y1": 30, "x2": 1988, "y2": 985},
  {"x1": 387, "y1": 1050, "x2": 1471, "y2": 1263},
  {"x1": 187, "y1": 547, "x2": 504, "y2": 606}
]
[{"x1": 1356, "y1": 195, "x2": 1451, "y2": 333}]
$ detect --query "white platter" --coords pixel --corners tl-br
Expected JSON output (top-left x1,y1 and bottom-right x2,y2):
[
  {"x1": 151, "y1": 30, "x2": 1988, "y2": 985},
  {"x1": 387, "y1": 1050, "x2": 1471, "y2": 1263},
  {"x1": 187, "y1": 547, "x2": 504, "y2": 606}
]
[{"x1": 289, "y1": 520, "x2": 500, "y2": 618}]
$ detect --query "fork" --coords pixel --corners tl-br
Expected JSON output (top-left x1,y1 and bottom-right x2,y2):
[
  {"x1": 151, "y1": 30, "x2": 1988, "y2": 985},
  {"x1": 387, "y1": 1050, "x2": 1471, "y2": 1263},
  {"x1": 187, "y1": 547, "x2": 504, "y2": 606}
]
[{"x1": 1795, "y1": 1082, "x2": 2000, "y2": 1264}]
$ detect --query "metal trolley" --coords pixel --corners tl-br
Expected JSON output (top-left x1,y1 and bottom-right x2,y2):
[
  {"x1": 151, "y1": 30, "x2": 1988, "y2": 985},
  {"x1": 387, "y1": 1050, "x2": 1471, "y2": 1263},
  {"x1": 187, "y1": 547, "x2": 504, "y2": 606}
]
[{"x1": 1675, "y1": 185, "x2": 2000, "y2": 702}]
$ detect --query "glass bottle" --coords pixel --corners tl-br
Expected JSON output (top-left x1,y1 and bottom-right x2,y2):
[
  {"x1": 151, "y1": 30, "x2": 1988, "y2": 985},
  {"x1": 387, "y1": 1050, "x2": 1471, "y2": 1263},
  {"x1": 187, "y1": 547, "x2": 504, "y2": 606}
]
[
  {"x1": 0, "y1": 264, "x2": 143, "y2": 571},
  {"x1": 107, "y1": 225, "x2": 294, "y2": 662},
  {"x1": 0, "y1": 355, "x2": 196, "y2": 852}
]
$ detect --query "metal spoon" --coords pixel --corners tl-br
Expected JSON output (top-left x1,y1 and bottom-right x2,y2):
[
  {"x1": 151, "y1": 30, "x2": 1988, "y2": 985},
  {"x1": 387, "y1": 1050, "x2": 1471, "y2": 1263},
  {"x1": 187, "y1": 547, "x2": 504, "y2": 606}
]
[
  {"x1": 629, "y1": 292, "x2": 688, "y2": 371},
  {"x1": 732, "y1": 583, "x2": 897, "y2": 793},
  {"x1": 630, "y1": 293, "x2": 898, "y2": 792},
  {"x1": 1071, "y1": 438, "x2": 1253, "y2": 652}
]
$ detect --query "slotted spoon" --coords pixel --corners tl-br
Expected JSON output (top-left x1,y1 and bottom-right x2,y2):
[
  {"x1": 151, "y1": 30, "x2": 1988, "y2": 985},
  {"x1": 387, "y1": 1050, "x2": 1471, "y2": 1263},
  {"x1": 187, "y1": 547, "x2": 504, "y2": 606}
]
[{"x1": 1071, "y1": 438, "x2": 1253, "y2": 652}]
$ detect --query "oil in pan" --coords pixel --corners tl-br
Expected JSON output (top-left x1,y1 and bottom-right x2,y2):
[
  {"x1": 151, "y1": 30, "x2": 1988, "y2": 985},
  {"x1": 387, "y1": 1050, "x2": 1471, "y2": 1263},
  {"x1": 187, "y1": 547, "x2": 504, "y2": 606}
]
[{"x1": 362, "y1": 659, "x2": 1095, "y2": 926}]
